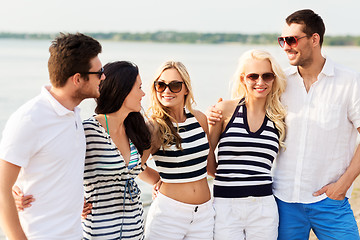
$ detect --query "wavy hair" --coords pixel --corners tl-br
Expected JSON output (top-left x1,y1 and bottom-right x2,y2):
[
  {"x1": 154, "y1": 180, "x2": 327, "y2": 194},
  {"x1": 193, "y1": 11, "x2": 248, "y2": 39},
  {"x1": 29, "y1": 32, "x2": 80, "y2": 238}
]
[
  {"x1": 231, "y1": 49, "x2": 287, "y2": 149},
  {"x1": 147, "y1": 61, "x2": 196, "y2": 150}
]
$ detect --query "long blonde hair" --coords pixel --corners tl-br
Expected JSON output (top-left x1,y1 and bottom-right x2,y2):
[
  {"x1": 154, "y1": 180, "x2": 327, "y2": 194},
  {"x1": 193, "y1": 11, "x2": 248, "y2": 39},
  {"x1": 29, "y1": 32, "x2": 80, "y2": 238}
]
[
  {"x1": 231, "y1": 49, "x2": 287, "y2": 149},
  {"x1": 148, "y1": 61, "x2": 196, "y2": 149}
]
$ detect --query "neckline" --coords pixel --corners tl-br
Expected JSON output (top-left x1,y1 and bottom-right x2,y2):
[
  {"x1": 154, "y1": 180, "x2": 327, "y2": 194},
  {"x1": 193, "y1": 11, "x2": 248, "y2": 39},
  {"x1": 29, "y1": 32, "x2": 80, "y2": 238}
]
[
  {"x1": 242, "y1": 104, "x2": 268, "y2": 135},
  {"x1": 94, "y1": 115, "x2": 138, "y2": 169}
]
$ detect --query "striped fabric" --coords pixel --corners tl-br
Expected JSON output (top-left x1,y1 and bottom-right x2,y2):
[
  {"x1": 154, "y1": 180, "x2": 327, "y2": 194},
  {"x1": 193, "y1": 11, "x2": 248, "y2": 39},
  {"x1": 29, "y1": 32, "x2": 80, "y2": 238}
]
[
  {"x1": 152, "y1": 110, "x2": 209, "y2": 183},
  {"x1": 82, "y1": 116, "x2": 144, "y2": 240},
  {"x1": 214, "y1": 103, "x2": 279, "y2": 198}
]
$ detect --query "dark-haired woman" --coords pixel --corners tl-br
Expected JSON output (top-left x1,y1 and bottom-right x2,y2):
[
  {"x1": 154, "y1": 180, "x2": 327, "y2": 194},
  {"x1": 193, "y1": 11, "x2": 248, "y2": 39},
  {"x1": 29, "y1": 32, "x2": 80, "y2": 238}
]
[{"x1": 82, "y1": 61, "x2": 160, "y2": 240}]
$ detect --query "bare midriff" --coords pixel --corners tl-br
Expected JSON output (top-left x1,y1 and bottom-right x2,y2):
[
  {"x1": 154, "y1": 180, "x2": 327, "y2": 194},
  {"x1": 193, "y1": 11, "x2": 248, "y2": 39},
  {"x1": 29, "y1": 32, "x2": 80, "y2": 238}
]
[{"x1": 159, "y1": 178, "x2": 211, "y2": 204}]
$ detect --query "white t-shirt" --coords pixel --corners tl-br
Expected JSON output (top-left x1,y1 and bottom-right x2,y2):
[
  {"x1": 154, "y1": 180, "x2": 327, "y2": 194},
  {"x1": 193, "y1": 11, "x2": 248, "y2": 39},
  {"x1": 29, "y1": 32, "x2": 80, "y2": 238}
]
[
  {"x1": 273, "y1": 57, "x2": 360, "y2": 204},
  {"x1": 0, "y1": 86, "x2": 86, "y2": 239}
]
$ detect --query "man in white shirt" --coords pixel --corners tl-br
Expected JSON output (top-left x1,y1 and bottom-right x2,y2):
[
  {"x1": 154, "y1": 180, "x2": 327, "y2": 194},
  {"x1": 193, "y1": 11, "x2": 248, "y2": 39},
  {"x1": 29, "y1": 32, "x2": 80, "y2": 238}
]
[
  {"x1": 273, "y1": 9, "x2": 360, "y2": 239},
  {"x1": 0, "y1": 33, "x2": 105, "y2": 239}
]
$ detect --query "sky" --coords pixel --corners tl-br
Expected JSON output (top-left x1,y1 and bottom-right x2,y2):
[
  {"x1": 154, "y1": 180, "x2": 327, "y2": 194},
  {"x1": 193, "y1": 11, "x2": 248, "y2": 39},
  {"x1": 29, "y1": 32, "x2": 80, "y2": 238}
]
[{"x1": 1, "y1": 0, "x2": 360, "y2": 36}]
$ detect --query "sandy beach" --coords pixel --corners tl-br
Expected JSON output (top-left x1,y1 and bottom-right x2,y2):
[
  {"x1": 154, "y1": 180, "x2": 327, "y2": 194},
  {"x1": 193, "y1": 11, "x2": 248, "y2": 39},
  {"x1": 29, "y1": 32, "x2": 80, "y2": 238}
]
[{"x1": 1, "y1": 176, "x2": 360, "y2": 239}]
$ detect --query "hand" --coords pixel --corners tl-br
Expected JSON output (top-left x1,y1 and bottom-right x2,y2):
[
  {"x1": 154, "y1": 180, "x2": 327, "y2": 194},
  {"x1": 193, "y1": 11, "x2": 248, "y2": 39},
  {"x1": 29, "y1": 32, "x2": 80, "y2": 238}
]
[
  {"x1": 152, "y1": 179, "x2": 162, "y2": 200},
  {"x1": 206, "y1": 98, "x2": 223, "y2": 125},
  {"x1": 313, "y1": 182, "x2": 346, "y2": 200},
  {"x1": 12, "y1": 185, "x2": 35, "y2": 211},
  {"x1": 81, "y1": 200, "x2": 93, "y2": 219}
]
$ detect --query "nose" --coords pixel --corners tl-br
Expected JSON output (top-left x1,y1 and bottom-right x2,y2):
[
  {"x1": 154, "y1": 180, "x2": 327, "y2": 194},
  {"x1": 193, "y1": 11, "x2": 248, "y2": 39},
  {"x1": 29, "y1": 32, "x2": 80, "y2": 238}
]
[
  {"x1": 141, "y1": 89, "x2": 145, "y2": 97},
  {"x1": 256, "y1": 77, "x2": 267, "y2": 85},
  {"x1": 163, "y1": 85, "x2": 172, "y2": 93},
  {"x1": 283, "y1": 41, "x2": 292, "y2": 51}
]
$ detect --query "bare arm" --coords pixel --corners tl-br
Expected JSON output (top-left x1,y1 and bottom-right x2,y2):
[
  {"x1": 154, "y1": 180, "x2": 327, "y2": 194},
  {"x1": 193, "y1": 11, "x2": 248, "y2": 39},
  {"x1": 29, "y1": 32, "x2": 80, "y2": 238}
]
[
  {"x1": 138, "y1": 165, "x2": 160, "y2": 185},
  {"x1": 207, "y1": 108, "x2": 224, "y2": 177},
  {"x1": 139, "y1": 120, "x2": 161, "y2": 185},
  {"x1": 314, "y1": 127, "x2": 360, "y2": 199},
  {"x1": 0, "y1": 159, "x2": 27, "y2": 239},
  {"x1": 194, "y1": 108, "x2": 224, "y2": 178}
]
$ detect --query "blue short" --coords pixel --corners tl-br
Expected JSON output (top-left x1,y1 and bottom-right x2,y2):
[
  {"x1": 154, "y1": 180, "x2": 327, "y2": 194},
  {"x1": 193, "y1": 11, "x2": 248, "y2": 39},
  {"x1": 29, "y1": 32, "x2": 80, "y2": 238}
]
[{"x1": 276, "y1": 197, "x2": 360, "y2": 240}]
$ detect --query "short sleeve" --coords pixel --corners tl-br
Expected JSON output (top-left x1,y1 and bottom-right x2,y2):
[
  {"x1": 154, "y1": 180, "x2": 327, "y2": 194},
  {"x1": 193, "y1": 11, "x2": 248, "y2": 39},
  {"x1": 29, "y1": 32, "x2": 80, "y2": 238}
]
[{"x1": 0, "y1": 111, "x2": 39, "y2": 168}]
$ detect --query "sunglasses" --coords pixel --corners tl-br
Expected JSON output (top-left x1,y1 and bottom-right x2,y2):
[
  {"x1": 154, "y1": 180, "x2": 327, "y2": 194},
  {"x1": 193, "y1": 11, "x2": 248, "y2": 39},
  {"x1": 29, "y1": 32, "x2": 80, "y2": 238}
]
[
  {"x1": 246, "y1": 72, "x2": 275, "y2": 83},
  {"x1": 278, "y1": 35, "x2": 308, "y2": 48},
  {"x1": 154, "y1": 81, "x2": 184, "y2": 93},
  {"x1": 80, "y1": 67, "x2": 104, "y2": 79}
]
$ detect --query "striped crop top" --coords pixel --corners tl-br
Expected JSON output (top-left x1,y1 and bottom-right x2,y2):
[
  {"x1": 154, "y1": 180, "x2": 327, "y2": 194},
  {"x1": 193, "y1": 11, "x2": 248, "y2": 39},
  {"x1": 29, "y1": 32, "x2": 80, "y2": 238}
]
[
  {"x1": 213, "y1": 102, "x2": 279, "y2": 198},
  {"x1": 152, "y1": 110, "x2": 209, "y2": 183}
]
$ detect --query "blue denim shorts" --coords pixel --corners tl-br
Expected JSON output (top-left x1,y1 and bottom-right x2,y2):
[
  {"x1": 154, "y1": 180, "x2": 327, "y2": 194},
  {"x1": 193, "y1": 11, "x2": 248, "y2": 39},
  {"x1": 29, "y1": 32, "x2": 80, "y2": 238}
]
[{"x1": 276, "y1": 197, "x2": 360, "y2": 240}]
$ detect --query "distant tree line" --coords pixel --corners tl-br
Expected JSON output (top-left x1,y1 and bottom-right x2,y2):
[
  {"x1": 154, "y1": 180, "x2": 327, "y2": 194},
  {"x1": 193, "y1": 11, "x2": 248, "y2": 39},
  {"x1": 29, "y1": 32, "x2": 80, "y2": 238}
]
[{"x1": 1, "y1": 31, "x2": 360, "y2": 46}]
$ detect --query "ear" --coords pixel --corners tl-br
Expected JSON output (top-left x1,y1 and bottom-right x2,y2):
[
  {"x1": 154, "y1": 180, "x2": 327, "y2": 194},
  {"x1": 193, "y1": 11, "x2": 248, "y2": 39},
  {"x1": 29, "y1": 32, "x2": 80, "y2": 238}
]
[
  {"x1": 312, "y1": 33, "x2": 321, "y2": 48},
  {"x1": 240, "y1": 73, "x2": 245, "y2": 83},
  {"x1": 71, "y1": 73, "x2": 82, "y2": 87},
  {"x1": 184, "y1": 85, "x2": 189, "y2": 96}
]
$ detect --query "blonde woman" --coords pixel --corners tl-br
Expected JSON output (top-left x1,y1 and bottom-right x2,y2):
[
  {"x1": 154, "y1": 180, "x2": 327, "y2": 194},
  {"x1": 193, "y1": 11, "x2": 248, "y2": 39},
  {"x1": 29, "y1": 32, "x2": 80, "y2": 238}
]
[
  {"x1": 144, "y1": 61, "x2": 214, "y2": 240},
  {"x1": 207, "y1": 50, "x2": 286, "y2": 240}
]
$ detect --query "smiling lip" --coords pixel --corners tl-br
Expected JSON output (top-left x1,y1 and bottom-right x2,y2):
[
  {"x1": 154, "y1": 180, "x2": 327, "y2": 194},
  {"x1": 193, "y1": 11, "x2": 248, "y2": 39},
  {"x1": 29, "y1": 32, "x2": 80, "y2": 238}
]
[
  {"x1": 162, "y1": 96, "x2": 175, "y2": 100},
  {"x1": 254, "y1": 87, "x2": 267, "y2": 93},
  {"x1": 286, "y1": 50, "x2": 298, "y2": 60}
]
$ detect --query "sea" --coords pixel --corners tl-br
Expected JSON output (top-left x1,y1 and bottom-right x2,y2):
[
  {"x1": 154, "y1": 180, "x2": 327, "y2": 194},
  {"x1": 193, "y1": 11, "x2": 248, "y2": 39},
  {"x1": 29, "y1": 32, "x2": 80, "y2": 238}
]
[{"x1": 0, "y1": 39, "x2": 360, "y2": 238}]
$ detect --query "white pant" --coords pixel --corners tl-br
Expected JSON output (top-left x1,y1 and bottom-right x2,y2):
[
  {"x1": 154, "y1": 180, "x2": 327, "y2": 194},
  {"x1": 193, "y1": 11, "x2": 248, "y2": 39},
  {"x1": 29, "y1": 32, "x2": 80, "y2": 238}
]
[
  {"x1": 145, "y1": 192, "x2": 215, "y2": 240},
  {"x1": 213, "y1": 195, "x2": 278, "y2": 240}
]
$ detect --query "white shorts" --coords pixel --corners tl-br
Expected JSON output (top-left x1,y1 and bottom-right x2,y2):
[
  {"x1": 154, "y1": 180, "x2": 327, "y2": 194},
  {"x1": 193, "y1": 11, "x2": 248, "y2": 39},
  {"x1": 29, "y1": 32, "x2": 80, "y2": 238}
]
[
  {"x1": 213, "y1": 195, "x2": 278, "y2": 240},
  {"x1": 144, "y1": 192, "x2": 215, "y2": 240}
]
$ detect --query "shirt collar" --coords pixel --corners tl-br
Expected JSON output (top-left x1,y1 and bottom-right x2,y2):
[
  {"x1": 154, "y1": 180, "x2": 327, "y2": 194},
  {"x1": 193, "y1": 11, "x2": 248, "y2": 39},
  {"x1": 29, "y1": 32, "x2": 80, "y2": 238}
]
[
  {"x1": 285, "y1": 56, "x2": 335, "y2": 78},
  {"x1": 41, "y1": 85, "x2": 79, "y2": 116}
]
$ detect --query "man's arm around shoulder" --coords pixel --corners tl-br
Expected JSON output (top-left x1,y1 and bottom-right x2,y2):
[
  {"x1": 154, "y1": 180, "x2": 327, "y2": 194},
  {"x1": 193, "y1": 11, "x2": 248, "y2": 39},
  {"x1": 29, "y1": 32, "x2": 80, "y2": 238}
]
[{"x1": 0, "y1": 159, "x2": 27, "y2": 240}]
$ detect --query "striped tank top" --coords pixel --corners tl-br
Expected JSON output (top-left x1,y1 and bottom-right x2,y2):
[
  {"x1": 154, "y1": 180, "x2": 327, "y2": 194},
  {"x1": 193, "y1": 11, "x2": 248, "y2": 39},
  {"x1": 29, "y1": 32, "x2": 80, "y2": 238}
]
[
  {"x1": 214, "y1": 102, "x2": 279, "y2": 198},
  {"x1": 152, "y1": 110, "x2": 209, "y2": 183}
]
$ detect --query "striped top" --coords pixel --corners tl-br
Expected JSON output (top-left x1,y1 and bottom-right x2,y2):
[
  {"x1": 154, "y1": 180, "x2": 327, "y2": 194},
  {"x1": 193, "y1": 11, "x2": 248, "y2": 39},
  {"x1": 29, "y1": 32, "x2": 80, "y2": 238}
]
[
  {"x1": 82, "y1": 116, "x2": 144, "y2": 240},
  {"x1": 152, "y1": 110, "x2": 209, "y2": 183},
  {"x1": 214, "y1": 103, "x2": 279, "y2": 198}
]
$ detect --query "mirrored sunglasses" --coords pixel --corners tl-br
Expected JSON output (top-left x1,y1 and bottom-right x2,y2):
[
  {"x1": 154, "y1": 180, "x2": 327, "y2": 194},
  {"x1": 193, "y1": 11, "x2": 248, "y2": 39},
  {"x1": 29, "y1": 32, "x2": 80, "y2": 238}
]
[{"x1": 278, "y1": 35, "x2": 308, "y2": 48}]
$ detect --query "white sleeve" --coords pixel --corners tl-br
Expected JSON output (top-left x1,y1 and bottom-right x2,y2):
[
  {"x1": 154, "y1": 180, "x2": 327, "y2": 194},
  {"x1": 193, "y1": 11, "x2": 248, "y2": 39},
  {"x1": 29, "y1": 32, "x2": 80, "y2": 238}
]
[{"x1": 0, "y1": 111, "x2": 39, "y2": 168}]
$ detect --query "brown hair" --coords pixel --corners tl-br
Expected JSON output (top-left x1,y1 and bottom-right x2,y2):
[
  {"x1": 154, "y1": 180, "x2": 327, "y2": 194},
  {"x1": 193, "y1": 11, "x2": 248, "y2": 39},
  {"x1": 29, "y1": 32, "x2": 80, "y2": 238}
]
[
  {"x1": 286, "y1": 9, "x2": 325, "y2": 46},
  {"x1": 48, "y1": 32, "x2": 102, "y2": 87}
]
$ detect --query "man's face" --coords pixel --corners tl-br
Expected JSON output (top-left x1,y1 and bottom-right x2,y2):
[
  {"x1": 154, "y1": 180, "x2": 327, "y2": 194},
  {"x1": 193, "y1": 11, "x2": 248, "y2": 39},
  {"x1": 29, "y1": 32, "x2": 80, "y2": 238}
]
[
  {"x1": 76, "y1": 56, "x2": 105, "y2": 99},
  {"x1": 281, "y1": 23, "x2": 313, "y2": 68}
]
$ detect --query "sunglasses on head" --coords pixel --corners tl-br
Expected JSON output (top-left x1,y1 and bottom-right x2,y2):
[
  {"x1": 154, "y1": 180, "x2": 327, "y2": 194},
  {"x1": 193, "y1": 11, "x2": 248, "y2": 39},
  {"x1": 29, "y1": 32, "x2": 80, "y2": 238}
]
[
  {"x1": 154, "y1": 81, "x2": 184, "y2": 93},
  {"x1": 246, "y1": 72, "x2": 275, "y2": 83},
  {"x1": 278, "y1": 35, "x2": 308, "y2": 48},
  {"x1": 80, "y1": 67, "x2": 104, "y2": 79}
]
